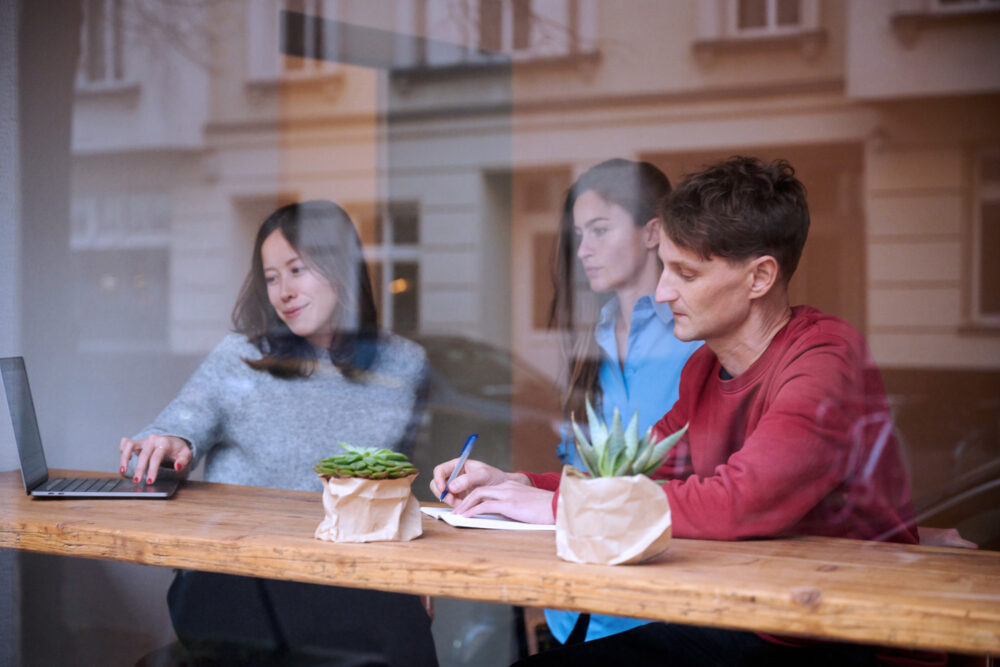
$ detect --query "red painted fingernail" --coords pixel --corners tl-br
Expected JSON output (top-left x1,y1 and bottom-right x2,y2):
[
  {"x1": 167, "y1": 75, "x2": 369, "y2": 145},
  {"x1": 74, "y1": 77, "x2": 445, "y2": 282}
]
[
  {"x1": 133, "y1": 477, "x2": 139, "y2": 483},
  {"x1": 175, "y1": 462, "x2": 182, "y2": 471},
  {"x1": 146, "y1": 477, "x2": 153, "y2": 485},
  {"x1": 120, "y1": 466, "x2": 125, "y2": 474}
]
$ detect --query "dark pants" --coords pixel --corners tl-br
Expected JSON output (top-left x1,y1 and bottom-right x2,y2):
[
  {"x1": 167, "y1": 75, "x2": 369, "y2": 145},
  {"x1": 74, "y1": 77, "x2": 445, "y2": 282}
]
[
  {"x1": 514, "y1": 622, "x2": 877, "y2": 667},
  {"x1": 168, "y1": 570, "x2": 438, "y2": 666}
]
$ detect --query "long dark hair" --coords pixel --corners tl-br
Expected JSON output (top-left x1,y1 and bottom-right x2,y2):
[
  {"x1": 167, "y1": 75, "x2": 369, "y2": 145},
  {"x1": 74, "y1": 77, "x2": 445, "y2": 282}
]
[
  {"x1": 232, "y1": 200, "x2": 380, "y2": 380},
  {"x1": 549, "y1": 159, "x2": 672, "y2": 421}
]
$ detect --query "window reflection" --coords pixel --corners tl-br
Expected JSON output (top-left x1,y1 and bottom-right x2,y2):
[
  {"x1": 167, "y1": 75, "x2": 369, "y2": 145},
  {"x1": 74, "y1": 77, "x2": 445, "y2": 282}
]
[{"x1": 9, "y1": 1, "x2": 1000, "y2": 664}]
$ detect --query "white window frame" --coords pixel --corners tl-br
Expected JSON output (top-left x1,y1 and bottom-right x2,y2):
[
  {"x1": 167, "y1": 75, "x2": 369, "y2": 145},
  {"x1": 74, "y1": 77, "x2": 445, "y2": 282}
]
[
  {"x1": 727, "y1": 0, "x2": 820, "y2": 38},
  {"x1": 352, "y1": 203, "x2": 421, "y2": 332},
  {"x1": 70, "y1": 193, "x2": 171, "y2": 251},
  {"x1": 247, "y1": 0, "x2": 341, "y2": 83},
  {"x1": 77, "y1": 0, "x2": 130, "y2": 90},
  {"x1": 404, "y1": 0, "x2": 595, "y2": 68},
  {"x1": 476, "y1": 0, "x2": 594, "y2": 60},
  {"x1": 971, "y1": 150, "x2": 1000, "y2": 327}
]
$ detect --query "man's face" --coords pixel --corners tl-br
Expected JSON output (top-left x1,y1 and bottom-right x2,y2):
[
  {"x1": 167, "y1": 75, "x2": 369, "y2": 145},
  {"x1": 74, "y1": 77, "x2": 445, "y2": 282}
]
[{"x1": 654, "y1": 227, "x2": 753, "y2": 344}]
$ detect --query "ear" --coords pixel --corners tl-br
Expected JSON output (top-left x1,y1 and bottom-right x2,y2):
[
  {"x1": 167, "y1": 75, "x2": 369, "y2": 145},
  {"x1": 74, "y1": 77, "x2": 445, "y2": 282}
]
[
  {"x1": 748, "y1": 255, "x2": 780, "y2": 300},
  {"x1": 642, "y1": 218, "x2": 661, "y2": 249}
]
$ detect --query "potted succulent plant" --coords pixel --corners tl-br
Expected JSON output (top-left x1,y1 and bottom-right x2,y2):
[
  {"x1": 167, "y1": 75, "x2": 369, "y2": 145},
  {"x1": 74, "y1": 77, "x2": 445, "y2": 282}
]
[
  {"x1": 556, "y1": 399, "x2": 687, "y2": 565},
  {"x1": 313, "y1": 444, "x2": 422, "y2": 543}
]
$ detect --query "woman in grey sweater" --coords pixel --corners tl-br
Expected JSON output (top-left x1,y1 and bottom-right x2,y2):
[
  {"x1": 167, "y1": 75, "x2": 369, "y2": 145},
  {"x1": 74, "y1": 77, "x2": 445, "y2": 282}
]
[
  {"x1": 119, "y1": 200, "x2": 428, "y2": 490},
  {"x1": 117, "y1": 200, "x2": 437, "y2": 665}
]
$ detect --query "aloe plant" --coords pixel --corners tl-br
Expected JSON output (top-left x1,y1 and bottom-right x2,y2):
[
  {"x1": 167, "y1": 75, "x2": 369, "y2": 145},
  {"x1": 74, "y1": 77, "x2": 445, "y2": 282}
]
[{"x1": 571, "y1": 397, "x2": 688, "y2": 478}]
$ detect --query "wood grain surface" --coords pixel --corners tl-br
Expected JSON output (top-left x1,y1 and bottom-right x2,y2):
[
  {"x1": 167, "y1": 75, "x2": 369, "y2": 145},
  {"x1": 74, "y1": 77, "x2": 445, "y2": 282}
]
[{"x1": 2, "y1": 470, "x2": 998, "y2": 654}]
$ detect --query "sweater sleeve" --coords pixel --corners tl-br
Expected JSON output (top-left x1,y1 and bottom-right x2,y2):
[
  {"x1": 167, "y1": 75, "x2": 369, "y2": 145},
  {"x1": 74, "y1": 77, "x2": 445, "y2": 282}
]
[
  {"x1": 656, "y1": 339, "x2": 890, "y2": 541},
  {"x1": 132, "y1": 337, "x2": 239, "y2": 470}
]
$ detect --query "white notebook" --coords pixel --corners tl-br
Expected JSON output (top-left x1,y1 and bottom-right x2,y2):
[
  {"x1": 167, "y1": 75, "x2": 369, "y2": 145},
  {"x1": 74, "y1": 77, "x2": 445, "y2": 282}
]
[{"x1": 420, "y1": 506, "x2": 555, "y2": 531}]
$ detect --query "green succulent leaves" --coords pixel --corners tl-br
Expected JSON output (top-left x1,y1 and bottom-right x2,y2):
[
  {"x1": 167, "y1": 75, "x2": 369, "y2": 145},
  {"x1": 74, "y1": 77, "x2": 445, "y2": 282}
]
[
  {"x1": 571, "y1": 396, "x2": 688, "y2": 478},
  {"x1": 314, "y1": 443, "x2": 417, "y2": 479}
]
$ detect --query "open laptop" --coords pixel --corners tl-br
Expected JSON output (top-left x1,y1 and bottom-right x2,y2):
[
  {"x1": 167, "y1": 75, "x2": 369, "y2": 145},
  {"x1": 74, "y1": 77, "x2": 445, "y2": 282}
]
[{"x1": 2, "y1": 356, "x2": 179, "y2": 498}]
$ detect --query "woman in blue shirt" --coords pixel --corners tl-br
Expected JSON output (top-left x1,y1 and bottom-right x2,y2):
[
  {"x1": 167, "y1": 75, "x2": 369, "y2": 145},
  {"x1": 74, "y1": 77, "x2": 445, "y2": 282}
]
[{"x1": 547, "y1": 159, "x2": 702, "y2": 644}]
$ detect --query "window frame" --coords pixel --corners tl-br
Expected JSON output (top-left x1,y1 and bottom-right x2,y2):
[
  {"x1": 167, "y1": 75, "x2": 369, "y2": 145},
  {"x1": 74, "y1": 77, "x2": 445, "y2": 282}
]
[
  {"x1": 728, "y1": 0, "x2": 815, "y2": 38},
  {"x1": 246, "y1": 0, "x2": 342, "y2": 84},
  {"x1": 77, "y1": 0, "x2": 131, "y2": 91},
  {"x1": 970, "y1": 149, "x2": 1000, "y2": 327},
  {"x1": 353, "y1": 202, "x2": 422, "y2": 333}
]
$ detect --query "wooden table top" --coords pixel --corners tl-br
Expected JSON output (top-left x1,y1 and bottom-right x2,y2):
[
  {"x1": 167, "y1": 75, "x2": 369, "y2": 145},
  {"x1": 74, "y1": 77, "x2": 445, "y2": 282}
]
[{"x1": 2, "y1": 470, "x2": 998, "y2": 655}]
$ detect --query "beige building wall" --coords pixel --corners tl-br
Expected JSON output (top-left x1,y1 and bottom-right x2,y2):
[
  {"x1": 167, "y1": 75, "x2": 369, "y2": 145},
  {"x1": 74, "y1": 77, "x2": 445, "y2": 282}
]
[{"x1": 847, "y1": 0, "x2": 1000, "y2": 99}]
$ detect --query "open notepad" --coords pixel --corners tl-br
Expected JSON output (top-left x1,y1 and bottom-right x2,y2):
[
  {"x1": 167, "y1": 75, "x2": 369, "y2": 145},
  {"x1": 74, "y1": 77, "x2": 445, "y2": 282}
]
[{"x1": 420, "y1": 506, "x2": 555, "y2": 531}]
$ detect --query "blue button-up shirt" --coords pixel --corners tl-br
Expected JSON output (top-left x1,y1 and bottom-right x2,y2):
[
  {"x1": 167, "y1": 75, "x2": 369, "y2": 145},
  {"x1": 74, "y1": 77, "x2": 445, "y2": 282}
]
[{"x1": 549, "y1": 293, "x2": 702, "y2": 643}]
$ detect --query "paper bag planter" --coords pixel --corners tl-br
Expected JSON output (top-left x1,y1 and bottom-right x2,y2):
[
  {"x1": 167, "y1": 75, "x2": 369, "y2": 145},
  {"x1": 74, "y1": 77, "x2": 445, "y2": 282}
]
[
  {"x1": 555, "y1": 400, "x2": 687, "y2": 565},
  {"x1": 314, "y1": 445, "x2": 422, "y2": 543}
]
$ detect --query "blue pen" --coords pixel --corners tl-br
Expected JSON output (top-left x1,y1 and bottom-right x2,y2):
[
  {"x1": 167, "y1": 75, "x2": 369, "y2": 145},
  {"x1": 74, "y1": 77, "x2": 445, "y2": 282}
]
[{"x1": 440, "y1": 433, "x2": 479, "y2": 501}]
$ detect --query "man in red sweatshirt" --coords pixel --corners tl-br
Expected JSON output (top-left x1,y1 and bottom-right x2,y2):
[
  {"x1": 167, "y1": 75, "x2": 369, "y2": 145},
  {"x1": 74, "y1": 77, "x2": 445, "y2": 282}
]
[{"x1": 431, "y1": 157, "x2": 939, "y2": 666}]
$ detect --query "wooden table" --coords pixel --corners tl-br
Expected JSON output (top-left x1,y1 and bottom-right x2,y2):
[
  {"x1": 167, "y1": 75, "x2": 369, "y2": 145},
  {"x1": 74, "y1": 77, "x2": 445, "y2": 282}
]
[{"x1": 2, "y1": 470, "x2": 998, "y2": 656}]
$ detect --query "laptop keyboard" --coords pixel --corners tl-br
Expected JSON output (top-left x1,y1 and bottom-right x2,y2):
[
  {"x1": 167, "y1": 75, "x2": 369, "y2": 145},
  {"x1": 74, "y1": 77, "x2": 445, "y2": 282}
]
[{"x1": 44, "y1": 477, "x2": 124, "y2": 493}]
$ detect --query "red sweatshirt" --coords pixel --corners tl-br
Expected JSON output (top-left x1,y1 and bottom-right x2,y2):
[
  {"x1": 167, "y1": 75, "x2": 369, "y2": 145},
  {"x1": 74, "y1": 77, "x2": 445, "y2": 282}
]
[
  {"x1": 526, "y1": 306, "x2": 918, "y2": 544},
  {"x1": 526, "y1": 307, "x2": 940, "y2": 664}
]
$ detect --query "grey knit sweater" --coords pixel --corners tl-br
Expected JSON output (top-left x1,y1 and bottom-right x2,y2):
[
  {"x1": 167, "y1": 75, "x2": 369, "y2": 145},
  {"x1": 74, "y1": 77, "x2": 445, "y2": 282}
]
[{"x1": 134, "y1": 333, "x2": 428, "y2": 492}]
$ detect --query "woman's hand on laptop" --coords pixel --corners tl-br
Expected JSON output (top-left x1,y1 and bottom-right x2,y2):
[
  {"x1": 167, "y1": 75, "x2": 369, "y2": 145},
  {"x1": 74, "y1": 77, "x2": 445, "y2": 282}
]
[{"x1": 119, "y1": 434, "x2": 192, "y2": 484}]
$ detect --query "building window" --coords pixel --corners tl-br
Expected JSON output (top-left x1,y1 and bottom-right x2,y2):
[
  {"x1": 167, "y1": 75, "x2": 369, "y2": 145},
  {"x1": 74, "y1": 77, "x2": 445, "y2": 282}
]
[
  {"x1": 70, "y1": 192, "x2": 171, "y2": 351},
  {"x1": 399, "y1": 0, "x2": 596, "y2": 68},
  {"x1": 247, "y1": 0, "x2": 340, "y2": 82},
  {"x1": 349, "y1": 202, "x2": 421, "y2": 334},
  {"x1": 972, "y1": 151, "x2": 1000, "y2": 326},
  {"x1": 79, "y1": 0, "x2": 127, "y2": 87},
  {"x1": 73, "y1": 248, "x2": 169, "y2": 351},
  {"x1": 732, "y1": 0, "x2": 809, "y2": 36},
  {"x1": 478, "y1": 0, "x2": 534, "y2": 52},
  {"x1": 70, "y1": 193, "x2": 171, "y2": 250}
]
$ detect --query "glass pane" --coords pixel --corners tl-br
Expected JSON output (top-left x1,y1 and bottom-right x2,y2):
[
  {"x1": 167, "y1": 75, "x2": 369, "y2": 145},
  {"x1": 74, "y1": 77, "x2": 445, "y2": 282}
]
[
  {"x1": 391, "y1": 262, "x2": 419, "y2": 333},
  {"x1": 312, "y1": 13, "x2": 324, "y2": 64},
  {"x1": 74, "y1": 249, "x2": 168, "y2": 344},
  {"x1": 980, "y1": 203, "x2": 1000, "y2": 315},
  {"x1": 389, "y1": 202, "x2": 420, "y2": 245},
  {"x1": 85, "y1": 0, "x2": 106, "y2": 82},
  {"x1": 532, "y1": 232, "x2": 556, "y2": 330},
  {"x1": 282, "y1": 0, "x2": 307, "y2": 70},
  {"x1": 738, "y1": 0, "x2": 767, "y2": 29},
  {"x1": 777, "y1": 0, "x2": 801, "y2": 26},
  {"x1": 112, "y1": 0, "x2": 123, "y2": 80},
  {"x1": 513, "y1": 0, "x2": 533, "y2": 50},
  {"x1": 479, "y1": 0, "x2": 503, "y2": 51}
]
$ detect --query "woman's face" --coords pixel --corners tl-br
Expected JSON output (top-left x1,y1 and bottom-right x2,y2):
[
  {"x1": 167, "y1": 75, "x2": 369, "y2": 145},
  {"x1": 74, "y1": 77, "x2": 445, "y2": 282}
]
[
  {"x1": 261, "y1": 229, "x2": 339, "y2": 349},
  {"x1": 572, "y1": 189, "x2": 659, "y2": 295}
]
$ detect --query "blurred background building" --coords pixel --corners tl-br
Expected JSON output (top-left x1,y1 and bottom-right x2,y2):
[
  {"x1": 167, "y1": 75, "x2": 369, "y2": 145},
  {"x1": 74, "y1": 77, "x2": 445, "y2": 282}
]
[{"x1": 3, "y1": 0, "x2": 999, "y2": 664}]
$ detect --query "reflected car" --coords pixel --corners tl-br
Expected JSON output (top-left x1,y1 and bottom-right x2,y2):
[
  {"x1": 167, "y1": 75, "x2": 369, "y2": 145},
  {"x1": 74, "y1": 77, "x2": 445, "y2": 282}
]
[{"x1": 407, "y1": 334, "x2": 564, "y2": 503}]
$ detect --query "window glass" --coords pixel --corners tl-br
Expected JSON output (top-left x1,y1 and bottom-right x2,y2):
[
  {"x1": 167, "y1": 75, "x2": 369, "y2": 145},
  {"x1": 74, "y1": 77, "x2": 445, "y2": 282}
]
[
  {"x1": 10, "y1": 2, "x2": 1000, "y2": 665},
  {"x1": 980, "y1": 202, "x2": 1000, "y2": 315},
  {"x1": 738, "y1": 0, "x2": 768, "y2": 30}
]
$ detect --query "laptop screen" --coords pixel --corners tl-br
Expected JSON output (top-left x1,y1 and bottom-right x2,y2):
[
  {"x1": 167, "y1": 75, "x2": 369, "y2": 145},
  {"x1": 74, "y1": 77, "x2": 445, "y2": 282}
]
[{"x1": 1, "y1": 357, "x2": 49, "y2": 493}]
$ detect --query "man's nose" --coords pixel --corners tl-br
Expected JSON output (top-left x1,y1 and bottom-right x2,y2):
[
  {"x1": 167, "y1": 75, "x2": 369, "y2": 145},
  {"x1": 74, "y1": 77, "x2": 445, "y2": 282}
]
[{"x1": 654, "y1": 272, "x2": 677, "y2": 304}]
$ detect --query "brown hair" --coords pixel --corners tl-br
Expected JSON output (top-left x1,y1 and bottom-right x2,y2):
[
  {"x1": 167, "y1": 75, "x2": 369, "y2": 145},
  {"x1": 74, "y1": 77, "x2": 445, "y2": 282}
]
[
  {"x1": 549, "y1": 158, "x2": 672, "y2": 420},
  {"x1": 662, "y1": 156, "x2": 810, "y2": 283},
  {"x1": 232, "y1": 200, "x2": 380, "y2": 380}
]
